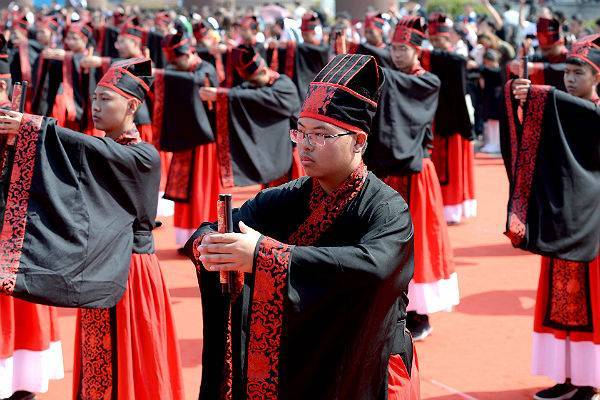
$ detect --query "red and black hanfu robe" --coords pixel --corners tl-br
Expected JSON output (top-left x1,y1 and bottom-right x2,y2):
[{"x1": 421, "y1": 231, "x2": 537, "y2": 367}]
[
  {"x1": 502, "y1": 84, "x2": 600, "y2": 386},
  {"x1": 420, "y1": 49, "x2": 476, "y2": 224},
  {"x1": 366, "y1": 65, "x2": 459, "y2": 315},
  {"x1": 151, "y1": 60, "x2": 219, "y2": 244},
  {"x1": 0, "y1": 117, "x2": 184, "y2": 399},
  {"x1": 185, "y1": 166, "x2": 418, "y2": 399}
]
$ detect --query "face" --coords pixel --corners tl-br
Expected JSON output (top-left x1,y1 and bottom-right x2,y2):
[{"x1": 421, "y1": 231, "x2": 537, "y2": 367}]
[
  {"x1": 239, "y1": 27, "x2": 256, "y2": 42},
  {"x1": 248, "y1": 68, "x2": 269, "y2": 87},
  {"x1": 35, "y1": 27, "x2": 52, "y2": 46},
  {"x1": 116, "y1": 35, "x2": 142, "y2": 58},
  {"x1": 390, "y1": 43, "x2": 419, "y2": 72},
  {"x1": 296, "y1": 118, "x2": 366, "y2": 180},
  {"x1": 64, "y1": 31, "x2": 87, "y2": 53},
  {"x1": 430, "y1": 35, "x2": 451, "y2": 51},
  {"x1": 91, "y1": 86, "x2": 135, "y2": 132},
  {"x1": 172, "y1": 53, "x2": 192, "y2": 71},
  {"x1": 302, "y1": 30, "x2": 317, "y2": 44},
  {"x1": 365, "y1": 28, "x2": 383, "y2": 46},
  {"x1": 564, "y1": 63, "x2": 599, "y2": 98}
]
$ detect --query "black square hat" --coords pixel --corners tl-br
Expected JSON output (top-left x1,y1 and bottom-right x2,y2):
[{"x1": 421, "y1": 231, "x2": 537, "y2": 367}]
[
  {"x1": 392, "y1": 16, "x2": 427, "y2": 48},
  {"x1": 568, "y1": 34, "x2": 600, "y2": 74},
  {"x1": 119, "y1": 16, "x2": 146, "y2": 43},
  {"x1": 232, "y1": 44, "x2": 267, "y2": 80},
  {"x1": 299, "y1": 54, "x2": 384, "y2": 134},
  {"x1": 163, "y1": 23, "x2": 193, "y2": 62},
  {"x1": 97, "y1": 58, "x2": 154, "y2": 101}
]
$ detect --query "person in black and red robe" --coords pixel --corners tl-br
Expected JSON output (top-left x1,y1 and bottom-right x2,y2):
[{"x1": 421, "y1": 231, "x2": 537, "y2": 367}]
[
  {"x1": 266, "y1": 12, "x2": 330, "y2": 102},
  {"x1": 155, "y1": 27, "x2": 220, "y2": 248},
  {"x1": 503, "y1": 35, "x2": 600, "y2": 400},
  {"x1": 185, "y1": 53, "x2": 420, "y2": 400},
  {"x1": 199, "y1": 44, "x2": 300, "y2": 190},
  {"x1": 0, "y1": 35, "x2": 64, "y2": 400},
  {"x1": 506, "y1": 17, "x2": 569, "y2": 90},
  {"x1": 365, "y1": 16, "x2": 458, "y2": 341},
  {"x1": 356, "y1": 13, "x2": 394, "y2": 69},
  {"x1": 422, "y1": 12, "x2": 476, "y2": 225},
  {"x1": 0, "y1": 58, "x2": 184, "y2": 400}
]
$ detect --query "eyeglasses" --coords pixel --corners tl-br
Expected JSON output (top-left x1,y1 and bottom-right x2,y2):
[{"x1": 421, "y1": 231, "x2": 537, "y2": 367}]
[{"x1": 290, "y1": 129, "x2": 356, "y2": 147}]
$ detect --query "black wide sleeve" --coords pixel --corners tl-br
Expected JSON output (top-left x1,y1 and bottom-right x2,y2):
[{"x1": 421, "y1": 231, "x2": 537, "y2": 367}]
[{"x1": 0, "y1": 116, "x2": 160, "y2": 308}]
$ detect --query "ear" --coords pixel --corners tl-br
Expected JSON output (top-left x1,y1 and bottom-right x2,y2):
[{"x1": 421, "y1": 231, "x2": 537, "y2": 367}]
[
  {"x1": 127, "y1": 98, "x2": 140, "y2": 116},
  {"x1": 353, "y1": 132, "x2": 368, "y2": 153},
  {"x1": 0, "y1": 80, "x2": 7, "y2": 91}
]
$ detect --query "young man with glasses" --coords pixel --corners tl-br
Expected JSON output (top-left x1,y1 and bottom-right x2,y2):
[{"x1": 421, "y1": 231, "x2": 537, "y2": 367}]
[{"x1": 185, "y1": 54, "x2": 420, "y2": 399}]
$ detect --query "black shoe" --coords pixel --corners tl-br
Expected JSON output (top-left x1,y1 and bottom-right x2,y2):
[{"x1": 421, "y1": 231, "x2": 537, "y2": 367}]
[
  {"x1": 534, "y1": 383, "x2": 578, "y2": 400},
  {"x1": 571, "y1": 387, "x2": 599, "y2": 400},
  {"x1": 7, "y1": 391, "x2": 36, "y2": 400},
  {"x1": 408, "y1": 313, "x2": 432, "y2": 341}
]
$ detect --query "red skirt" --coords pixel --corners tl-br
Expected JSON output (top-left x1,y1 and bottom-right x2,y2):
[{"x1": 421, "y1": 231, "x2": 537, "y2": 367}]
[
  {"x1": 173, "y1": 142, "x2": 222, "y2": 230},
  {"x1": 432, "y1": 134, "x2": 475, "y2": 206},
  {"x1": 387, "y1": 347, "x2": 420, "y2": 400},
  {"x1": 0, "y1": 298, "x2": 63, "y2": 397},
  {"x1": 72, "y1": 253, "x2": 184, "y2": 400},
  {"x1": 532, "y1": 255, "x2": 600, "y2": 387},
  {"x1": 383, "y1": 159, "x2": 458, "y2": 314}
]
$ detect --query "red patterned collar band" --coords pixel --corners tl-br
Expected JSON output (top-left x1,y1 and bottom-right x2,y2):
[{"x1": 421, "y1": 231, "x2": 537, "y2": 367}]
[{"x1": 115, "y1": 127, "x2": 141, "y2": 145}]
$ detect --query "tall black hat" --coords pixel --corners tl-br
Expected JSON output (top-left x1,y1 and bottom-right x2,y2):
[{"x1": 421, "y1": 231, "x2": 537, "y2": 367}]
[{"x1": 97, "y1": 58, "x2": 154, "y2": 101}]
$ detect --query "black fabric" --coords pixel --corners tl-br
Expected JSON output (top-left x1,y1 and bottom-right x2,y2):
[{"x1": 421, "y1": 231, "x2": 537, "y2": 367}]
[
  {"x1": 31, "y1": 53, "x2": 104, "y2": 130},
  {"x1": 365, "y1": 67, "x2": 440, "y2": 176},
  {"x1": 356, "y1": 43, "x2": 393, "y2": 69},
  {"x1": 185, "y1": 173, "x2": 414, "y2": 400},
  {"x1": 427, "y1": 50, "x2": 474, "y2": 139},
  {"x1": 227, "y1": 75, "x2": 300, "y2": 186},
  {"x1": 9, "y1": 39, "x2": 44, "y2": 85},
  {"x1": 101, "y1": 26, "x2": 120, "y2": 59},
  {"x1": 480, "y1": 66, "x2": 503, "y2": 121},
  {"x1": 529, "y1": 54, "x2": 567, "y2": 91},
  {"x1": 293, "y1": 43, "x2": 330, "y2": 101},
  {"x1": 148, "y1": 30, "x2": 167, "y2": 69},
  {"x1": 501, "y1": 89, "x2": 600, "y2": 262},
  {"x1": 157, "y1": 62, "x2": 218, "y2": 150},
  {"x1": 0, "y1": 119, "x2": 160, "y2": 308}
]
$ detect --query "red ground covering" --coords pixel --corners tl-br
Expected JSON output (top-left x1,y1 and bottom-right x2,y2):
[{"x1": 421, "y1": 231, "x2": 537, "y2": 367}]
[{"x1": 38, "y1": 156, "x2": 552, "y2": 400}]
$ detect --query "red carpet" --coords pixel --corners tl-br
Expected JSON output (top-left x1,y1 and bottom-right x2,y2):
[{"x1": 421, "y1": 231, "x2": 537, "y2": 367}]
[{"x1": 38, "y1": 158, "x2": 551, "y2": 400}]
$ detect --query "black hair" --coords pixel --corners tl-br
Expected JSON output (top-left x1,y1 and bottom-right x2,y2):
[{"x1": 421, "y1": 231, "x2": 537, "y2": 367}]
[{"x1": 565, "y1": 56, "x2": 597, "y2": 74}]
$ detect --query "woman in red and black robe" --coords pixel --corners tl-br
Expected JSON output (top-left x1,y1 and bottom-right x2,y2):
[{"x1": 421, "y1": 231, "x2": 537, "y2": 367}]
[
  {"x1": 365, "y1": 17, "x2": 458, "y2": 341},
  {"x1": 0, "y1": 58, "x2": 184, "y2": 400}
]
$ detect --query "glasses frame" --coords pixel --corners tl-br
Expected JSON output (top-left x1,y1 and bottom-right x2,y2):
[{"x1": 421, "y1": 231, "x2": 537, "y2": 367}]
[{"x1": 290, "y1": 129, "x2": 356, "y2": 147}]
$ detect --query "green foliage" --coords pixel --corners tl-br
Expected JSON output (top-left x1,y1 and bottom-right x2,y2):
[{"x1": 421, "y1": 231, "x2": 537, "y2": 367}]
[{"x1": 426, "y1": 0, "x2": 487, "y2": 18}]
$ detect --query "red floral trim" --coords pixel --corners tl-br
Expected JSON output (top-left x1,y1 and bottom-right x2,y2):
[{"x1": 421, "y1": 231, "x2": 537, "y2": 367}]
[
  {"x1": 269, "y1": 45, "x2": 280, "y2": 72},
  {"x1": 505, "y1": 85, "x2": 551, "y2": 246},
  {"x1": 215, "y1": 52, "x2": 226, "y2": 84},
  {"x1": 152, "y1": 69, "x2": 165, "y2": 148},
  {"x1": 216, "y1": 88, "x2": 234, "y2": 188},
  {"x1": 225, "y1": 49, "x2": 234, "y2": 88},
  {"x1": 79, "y1": 308, "x2": 113, "y2": 399},
  {"x1": 284, "y1": 41, "x2": 296, "y2": 79},
  {"x1": 246, "y1": 236, "x2": 291, "y2": 400},
  {"x1": 288, "y1": 163, "x2": 368, "y2": 246},
  {"x1": 547, "y1": 258, "x2": 592, "y2": 329},
  {"x1": 115, "y1": 127, "x2": 141, "y2": 145},
  {"x1": 164, "y1": 150, "x2": 194, "y2": 202},
  {"x1": 0, "y1": 114, "x2": 43, "y2": 295}
]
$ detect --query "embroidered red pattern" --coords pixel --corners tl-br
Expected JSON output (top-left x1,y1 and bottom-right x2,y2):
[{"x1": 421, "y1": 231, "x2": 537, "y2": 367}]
[
  {"x1": 164, "y1": 150, "x2": 194, "y2": 201},
  {"x1": 246, "y1": 236, "x2": 291, "y2": 400},
  {"x1": 548, "y1": 258, "x2": 590, "y2": 328},
  {"x1": 301, "y1": 84, "x2": 336, "y2": 118},
  {"x1": 284, "y1": 41, "x2": 296, "y2": 79},
  {"x1": 503, "y1": 80, "x2": 519, "y2": 179},
  {"x1": 115, "y1": 128, "x2": 141, "y2": 145},
  {"x1": 506, "y1": 85, "x2": 551, "y2": 246},
  {"x1": 79, "y1": 308, "x2": 113, "y2": 399},
  {"x1": 216, "y1": 89, "x2": 235, "y2": 188},
  {"x1": 288, "y1": 163, "x2": 368, "y2": 245},
  {"x1": 152, "y1": 69, "x2": 165, "y2": 148},
  {"x1": 0, "y1": 114, "x2": 43, "y2": 295}
]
